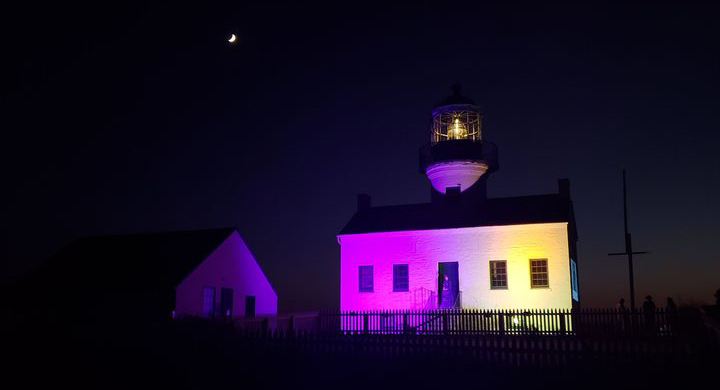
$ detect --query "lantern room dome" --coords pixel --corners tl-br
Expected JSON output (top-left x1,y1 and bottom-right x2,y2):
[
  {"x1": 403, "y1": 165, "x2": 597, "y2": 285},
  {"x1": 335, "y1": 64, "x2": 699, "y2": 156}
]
[{"x1": 434, "y1": 83, "x2": 476, "y2": 107}]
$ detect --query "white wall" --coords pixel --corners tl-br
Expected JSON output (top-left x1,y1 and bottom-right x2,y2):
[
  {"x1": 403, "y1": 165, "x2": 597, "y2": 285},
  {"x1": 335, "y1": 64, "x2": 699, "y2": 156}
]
[
  {"x1": 339, "y1": 223, "x2": 572, "y2": 311},
  {"x1": 175, "y1": 231, "x2": 277, "y2": 318}
]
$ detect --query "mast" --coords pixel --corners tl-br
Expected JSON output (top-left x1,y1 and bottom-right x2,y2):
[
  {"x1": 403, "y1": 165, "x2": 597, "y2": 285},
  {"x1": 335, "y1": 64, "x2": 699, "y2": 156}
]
[{"x1": 609, "y1": 169, "x2": 648, "y2": 321}]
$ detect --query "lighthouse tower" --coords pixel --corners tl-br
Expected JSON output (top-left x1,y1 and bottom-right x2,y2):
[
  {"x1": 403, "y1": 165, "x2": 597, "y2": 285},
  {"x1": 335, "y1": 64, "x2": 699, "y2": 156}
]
[
  {"x1": 339, "y1": 85, "x2": 579, "y2": 315},
  {"x1": 419, "y1": 84, "x2": 499, "y2": 203}
]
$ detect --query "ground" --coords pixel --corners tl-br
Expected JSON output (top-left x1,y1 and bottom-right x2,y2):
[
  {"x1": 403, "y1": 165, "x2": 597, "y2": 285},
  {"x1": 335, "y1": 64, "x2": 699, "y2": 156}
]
[{"x1": 6, "y1": 316, "x2": 718, "y2": 390}]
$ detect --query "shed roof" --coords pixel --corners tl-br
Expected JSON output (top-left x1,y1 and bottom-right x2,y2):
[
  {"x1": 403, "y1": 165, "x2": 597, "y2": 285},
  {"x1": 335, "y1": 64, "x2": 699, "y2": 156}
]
[{"x1": 28, "y1": 227, "x2": 237, "y2": 294}]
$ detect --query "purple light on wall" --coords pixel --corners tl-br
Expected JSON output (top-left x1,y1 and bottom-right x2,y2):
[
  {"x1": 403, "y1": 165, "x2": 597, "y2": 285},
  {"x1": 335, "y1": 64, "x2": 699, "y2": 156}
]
[
  {"x1": 339, "y1": 223, "x2": 573, "y2": 314},
  {"x1": 425, "y1": 160, "x2": 488, "y2": 193},
  {"x1": 175, "y1": 231, "x2": 277, "y2": 319}
]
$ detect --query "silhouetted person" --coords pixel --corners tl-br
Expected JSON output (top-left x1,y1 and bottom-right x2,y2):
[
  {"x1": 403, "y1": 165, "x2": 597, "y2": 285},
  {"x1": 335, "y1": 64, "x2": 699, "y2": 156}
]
[
  {"x1": 665, "y1": 297, "x2": 678, "y2": 334},
  {"x1": 711, "y1": 288, "x2": 720, "y2": 321},
  {"x1": 643, "y1": 295, "x2": 657, "y2": 335},
  {"x1": 617, "y1": 298, "x2": 629, "y2": 332},
  {"x1": 665, "y1": 297, "x2": 677, "y2": 312},
  {"x1": 440, "y1": 275, "x2": 453, "y2": 309}
]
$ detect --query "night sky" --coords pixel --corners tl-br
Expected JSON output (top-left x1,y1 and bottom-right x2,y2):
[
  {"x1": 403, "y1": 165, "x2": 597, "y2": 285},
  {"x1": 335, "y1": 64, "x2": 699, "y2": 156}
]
[{"x1": 4, "y1": 2, "x2": 719, "y2": 312}]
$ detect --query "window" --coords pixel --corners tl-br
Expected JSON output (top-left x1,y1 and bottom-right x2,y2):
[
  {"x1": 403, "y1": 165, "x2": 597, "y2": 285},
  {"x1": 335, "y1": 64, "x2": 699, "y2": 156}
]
[
  {"x1": 489, "y1": 260, "x2": 507, "y2": 289},
  {"x1": 359, "y1": 266, "x2": 373, "y2": 292},
  {"x1": 393, "y1": 264, "x2": 409, "y2": 292},
  {"x1": 202, "y1": 286, "x2": 215, "y2": 318},
  {"x1": 570, "y1": 259, "x2": 579, "y2": 301},
  {"x1": 530, "y1": 259, "x2": 549, "y2": 288}
]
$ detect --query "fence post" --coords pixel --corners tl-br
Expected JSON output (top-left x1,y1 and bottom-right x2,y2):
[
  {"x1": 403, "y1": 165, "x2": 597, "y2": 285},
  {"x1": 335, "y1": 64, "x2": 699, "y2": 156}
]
[
  {"x1": 560, "y1": 311, "x2": 566, "y2": 336},
  {"x1": 499, "y1": 313, "x2": 505, "y2": 336},
  {"x1": 363, "y1": 313, "x2": 369, "y2": 335}
]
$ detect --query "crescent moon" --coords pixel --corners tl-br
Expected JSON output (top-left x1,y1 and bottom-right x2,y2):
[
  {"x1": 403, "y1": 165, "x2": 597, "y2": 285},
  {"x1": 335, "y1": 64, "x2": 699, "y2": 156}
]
[{"x1": 228, "y1": 34, "x2": 237, "y2": 43}]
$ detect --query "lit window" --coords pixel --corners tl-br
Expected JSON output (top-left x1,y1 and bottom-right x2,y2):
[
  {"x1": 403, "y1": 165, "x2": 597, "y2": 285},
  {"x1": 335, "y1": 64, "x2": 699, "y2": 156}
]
[
  {"x1": 570, "y1": 259, "x2": 579, "y2": 301},
  {"x1": 393, "y1": 264, "x2": 409, "y2": 292},
  {"x1": 359, "y1": 266, "x2": 373, "y2": 292},
  {"x1": 489, "y1": 260, "x2": 507, "y2": 289},
  {"x1": 530, "y1": 259, "x2": 549, "y2": 288}
]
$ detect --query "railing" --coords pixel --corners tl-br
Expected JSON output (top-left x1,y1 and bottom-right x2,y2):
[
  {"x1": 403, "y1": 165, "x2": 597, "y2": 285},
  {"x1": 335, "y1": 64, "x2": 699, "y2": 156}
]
[{"x1": 319, "y1": 308, "x2": 680, "y2": 337}]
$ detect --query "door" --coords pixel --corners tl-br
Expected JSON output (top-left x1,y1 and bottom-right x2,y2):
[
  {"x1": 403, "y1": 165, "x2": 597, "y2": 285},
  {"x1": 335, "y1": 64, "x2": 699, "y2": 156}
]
[
  {"x1": 438, "y1": 262, "x2": 459, "y2": 308},
  {"x1": 245, "y1": 295, "x2": 256, "y2": 319},
  {"x1": 220, "y1": 288, "x2": 233, "y2": 320}
]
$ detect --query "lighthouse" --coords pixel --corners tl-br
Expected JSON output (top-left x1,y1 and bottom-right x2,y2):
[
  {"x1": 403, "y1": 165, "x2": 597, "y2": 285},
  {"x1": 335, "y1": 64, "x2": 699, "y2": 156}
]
[
  {"x1": 338, "y1": 85, "x2": 579, "y2": 314},
  {"x1": 419, "y1": 84, "x2": 498, "y2": 203}
]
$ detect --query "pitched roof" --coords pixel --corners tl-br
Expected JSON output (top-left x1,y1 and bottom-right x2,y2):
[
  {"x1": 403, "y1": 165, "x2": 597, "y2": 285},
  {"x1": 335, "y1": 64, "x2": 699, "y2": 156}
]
[
  {"x1": 27, "y1": 227, "x2": 236, "y2": 294},
  {"x1": 339, "y1": 194, "x2": 574, "y2": 235}
]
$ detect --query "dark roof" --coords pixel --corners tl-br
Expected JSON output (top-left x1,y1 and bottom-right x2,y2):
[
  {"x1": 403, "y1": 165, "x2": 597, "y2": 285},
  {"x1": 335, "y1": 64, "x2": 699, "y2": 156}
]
[
  {"x1": 26, "y1": 227, "x2": 236, "y2": 295},
  {"x1": 434, "y1": 83, "x2": 476, "y2": 107},
  {"x1": 339, "y1": 194, "x2": 574, "y2": 235}
]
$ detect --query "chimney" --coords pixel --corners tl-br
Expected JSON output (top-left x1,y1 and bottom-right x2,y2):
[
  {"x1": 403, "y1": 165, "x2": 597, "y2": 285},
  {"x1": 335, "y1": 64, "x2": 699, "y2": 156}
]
[
  {"x1": 446, "y1": 186, "x2": 461, "y2": 197},
  {"x1": 357, "y1": 194, "x2": 371, "y2": 212},
  {"x1": 445, "y1": 186, "x2": 461, "y2": 205},
  {"x1": 558, "y1": 179, "x2": 571, "y2": 198}
]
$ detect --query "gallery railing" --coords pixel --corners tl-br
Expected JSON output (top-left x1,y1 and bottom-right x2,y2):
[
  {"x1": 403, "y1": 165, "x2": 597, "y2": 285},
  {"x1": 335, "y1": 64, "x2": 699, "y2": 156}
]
[{"x1": 318, "y1": 308, "x2": 681, "y2": 337}]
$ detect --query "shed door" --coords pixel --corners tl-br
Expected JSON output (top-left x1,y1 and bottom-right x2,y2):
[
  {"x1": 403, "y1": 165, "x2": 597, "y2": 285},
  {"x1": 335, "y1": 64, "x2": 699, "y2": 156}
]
[
  {"x1": 245, "y1": 296, "x2": 256, "y2": 318},
  {"x1": 220, "y1": 288, "x2": 233, "y2": 320}
]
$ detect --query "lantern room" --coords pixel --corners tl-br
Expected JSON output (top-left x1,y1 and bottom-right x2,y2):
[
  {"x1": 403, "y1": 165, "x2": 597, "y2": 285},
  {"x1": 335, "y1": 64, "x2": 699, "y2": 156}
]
[
  {"x1": 431, "y1": 89, "x2": 482, "y2": 144},
  {"x1": 419, "y1": 84, "x2": 499, "y2": 199}
]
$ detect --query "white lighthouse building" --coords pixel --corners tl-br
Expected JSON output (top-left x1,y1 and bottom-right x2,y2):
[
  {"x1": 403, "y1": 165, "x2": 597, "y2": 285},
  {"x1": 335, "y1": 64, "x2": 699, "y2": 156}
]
[{"x1": 338, "y1": 86, "x2": 580, "y2": 312}]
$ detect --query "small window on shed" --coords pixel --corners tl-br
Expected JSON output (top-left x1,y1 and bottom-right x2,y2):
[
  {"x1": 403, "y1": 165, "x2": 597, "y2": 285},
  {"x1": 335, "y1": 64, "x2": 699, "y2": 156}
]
[{"x1": 202, "y1": 286, "x2": 216, "y2": 318}]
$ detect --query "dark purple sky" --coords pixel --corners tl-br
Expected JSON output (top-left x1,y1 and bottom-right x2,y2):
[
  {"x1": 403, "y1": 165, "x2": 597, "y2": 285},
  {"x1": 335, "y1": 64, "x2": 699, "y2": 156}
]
[{"x1": 4, "y1": 2, "x2": 719, "y2": 312}]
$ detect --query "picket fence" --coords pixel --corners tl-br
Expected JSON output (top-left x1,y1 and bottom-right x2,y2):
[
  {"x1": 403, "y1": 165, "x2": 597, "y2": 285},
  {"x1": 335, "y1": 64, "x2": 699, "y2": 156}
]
[{"x1": 313, "y1": 308, "x2": 678, "y2": 337}]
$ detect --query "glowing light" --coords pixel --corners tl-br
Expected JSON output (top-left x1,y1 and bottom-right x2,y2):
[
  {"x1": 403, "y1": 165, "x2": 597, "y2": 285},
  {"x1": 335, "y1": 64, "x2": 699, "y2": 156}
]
[
  {"x1": 228, "y1": 34, "x2": 237, "y2": 43},
  {"x1": 431, "y1": 109, "x2": 481, "y2": 144},
  {"x1": 448, "y1": 118, "x2": 468, "y2": 140}
]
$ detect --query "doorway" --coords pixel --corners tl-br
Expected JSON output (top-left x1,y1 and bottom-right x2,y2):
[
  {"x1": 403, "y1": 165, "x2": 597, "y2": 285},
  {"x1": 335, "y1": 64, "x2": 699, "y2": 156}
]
[
  {"x1": 438, "y1": 262, "x2": 459, "y2": 308},
  {"x1": 220, "y1": 288, "x2": 233, "y2": 320},
  {"x1": 245, "y1": 295, "x2": 256, "y2": 319}
]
